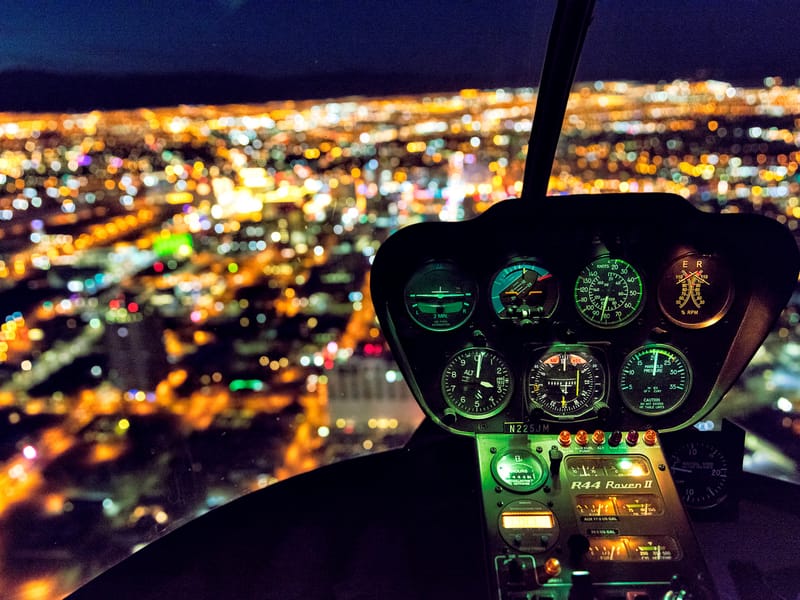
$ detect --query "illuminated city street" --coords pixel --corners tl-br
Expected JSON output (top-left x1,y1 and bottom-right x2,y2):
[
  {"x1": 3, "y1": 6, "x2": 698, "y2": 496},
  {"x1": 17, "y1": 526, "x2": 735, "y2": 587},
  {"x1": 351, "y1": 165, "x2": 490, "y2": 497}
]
[{"x1": 1, "y1": 79, "x2": 799, "y2": 598}]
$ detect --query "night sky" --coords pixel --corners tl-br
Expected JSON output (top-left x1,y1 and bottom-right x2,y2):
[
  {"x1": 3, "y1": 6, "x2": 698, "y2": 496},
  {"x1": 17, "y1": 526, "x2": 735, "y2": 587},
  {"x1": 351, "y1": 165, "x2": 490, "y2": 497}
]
[{"x1": 2, "y1": 1, "x2": 799, "y2": 85}]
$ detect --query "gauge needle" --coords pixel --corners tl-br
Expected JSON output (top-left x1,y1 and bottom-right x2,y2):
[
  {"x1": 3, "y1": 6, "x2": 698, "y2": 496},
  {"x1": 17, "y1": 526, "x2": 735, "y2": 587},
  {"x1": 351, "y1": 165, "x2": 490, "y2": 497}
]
[
  {"x1": 601, "y1": 295, "x2": 609, "y2": 319},
  {"x1": 676, "y1": 270, "x2": 702, "y2": 284},
  {"x1": 670, "y1": 466, "x2": 693, "y2": 474},
  {"x1": 480, "y1": 381, "x2": 494, "y2": 389},
  {"x1": 576, "y1": 369, "x2": 580, "y2": 397},
  {"x1": 651, "y1": 352, "x2": 659, "y2": 376},
  {"x1": 476, "y1": 351, "x2": 483, "y2": 378}
]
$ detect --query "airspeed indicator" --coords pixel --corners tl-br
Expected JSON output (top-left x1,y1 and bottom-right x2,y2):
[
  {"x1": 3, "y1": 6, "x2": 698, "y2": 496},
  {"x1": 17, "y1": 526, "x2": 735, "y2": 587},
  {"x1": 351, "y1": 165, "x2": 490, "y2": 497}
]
[{"x1": 575, "y1": 257, "x2": 644, "y2": 328}]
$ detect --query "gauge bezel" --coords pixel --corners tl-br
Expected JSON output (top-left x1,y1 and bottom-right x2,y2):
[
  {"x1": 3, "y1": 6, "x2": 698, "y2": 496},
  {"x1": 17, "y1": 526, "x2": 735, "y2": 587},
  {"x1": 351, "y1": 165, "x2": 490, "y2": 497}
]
[
  {"x1": 574, "y1": 256, "x2": 645, "y2": 329},
  {"x1": 440, "y1": 347, "x2": 513, "y2": 419},
  {"x1": 618, "y1": 343, "x2": 692, "y2": 416},
  {"x1": 657, "y1": 252, "x2": 734, "y2": 329},
  {"x1": 526, "y1": 345, "x2": 607, "y2": 420},
  {"x1": 403, "y1": 261, "x2": 478, "y2": 332},
  {"x1": 489, "y1": 259, "x2": 559, "y2": 323},
  {"x1": 667, "y1": 440, "x2": 729, "y2": 509},
  {"x1": 491, "y1": 448, "x2": 548, "y2": 493}
]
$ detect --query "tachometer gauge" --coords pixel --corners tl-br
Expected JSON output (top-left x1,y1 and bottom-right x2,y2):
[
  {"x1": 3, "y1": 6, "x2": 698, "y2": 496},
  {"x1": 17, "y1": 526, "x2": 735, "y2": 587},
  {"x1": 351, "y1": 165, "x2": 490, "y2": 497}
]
[
  {"x1": 404, "y1": 262, "x2": 477, "y2": 331},
  {"x1": 657, "y1": 253, "x2": 733, "y2": 329},
  {"x1": 490, "y1": 261, "x2": 558, "y2": 324},
  {"x1": 618, "y1": 344, "x2": 692, "y2": 416},
  {"x1": 441, "y1": 347, "x2": 513, "y2": 419},
  {"x1": 574, "y1": 257, "x2": 644, "y2": 328},
  {"x1": 527, "y1": 347, "x2": 606, "y2": 419}
]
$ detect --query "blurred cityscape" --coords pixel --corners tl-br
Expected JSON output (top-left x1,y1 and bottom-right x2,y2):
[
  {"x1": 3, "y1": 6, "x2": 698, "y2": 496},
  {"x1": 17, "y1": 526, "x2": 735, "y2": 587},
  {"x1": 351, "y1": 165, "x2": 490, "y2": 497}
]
[{"x1": 1, "y1": 79, "x2": 799, "y2": 599}]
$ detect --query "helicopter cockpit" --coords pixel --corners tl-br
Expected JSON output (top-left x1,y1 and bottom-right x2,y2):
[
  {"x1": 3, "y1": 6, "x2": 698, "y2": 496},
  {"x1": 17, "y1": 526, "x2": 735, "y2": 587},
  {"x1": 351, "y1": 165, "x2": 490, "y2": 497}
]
[{"x1": 66, "y1": 2, "x2": 800, "y2": 599}]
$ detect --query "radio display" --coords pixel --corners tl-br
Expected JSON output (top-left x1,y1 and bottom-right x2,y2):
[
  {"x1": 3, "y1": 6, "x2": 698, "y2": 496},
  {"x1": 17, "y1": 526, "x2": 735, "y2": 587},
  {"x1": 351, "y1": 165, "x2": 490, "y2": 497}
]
[{"x1": 501, "y1": 512, "x2": 555, "y2": 529}]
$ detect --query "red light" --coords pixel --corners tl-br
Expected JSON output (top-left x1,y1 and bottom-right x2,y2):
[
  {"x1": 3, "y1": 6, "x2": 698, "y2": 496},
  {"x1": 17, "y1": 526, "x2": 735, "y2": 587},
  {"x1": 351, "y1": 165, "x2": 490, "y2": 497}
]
[
  {"x1": 364, "y1": 343, "x2": 383, "y2": 356},
  {"x1": 154, "y1": 261, "x2": 164, "y2": 273},
  {"x1": 109, "y1": 299, "x2": 120, "y2": 309},
  {"x1": 558, "y1": 430, "x2": 571, "y2": 447},
  {"x1": 575, "y1": 430, "x2": 589, "y2": 447}
]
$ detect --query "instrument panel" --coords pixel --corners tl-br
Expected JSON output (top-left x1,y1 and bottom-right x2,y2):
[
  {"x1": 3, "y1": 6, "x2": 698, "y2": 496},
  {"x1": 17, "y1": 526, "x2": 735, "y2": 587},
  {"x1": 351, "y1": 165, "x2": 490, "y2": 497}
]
[
  {"x1": 476, "y1": 431, "x2": 715, "y2": 599},
  {"x1": 371, "y1": 193, "x2": 799, "y2": 435}
]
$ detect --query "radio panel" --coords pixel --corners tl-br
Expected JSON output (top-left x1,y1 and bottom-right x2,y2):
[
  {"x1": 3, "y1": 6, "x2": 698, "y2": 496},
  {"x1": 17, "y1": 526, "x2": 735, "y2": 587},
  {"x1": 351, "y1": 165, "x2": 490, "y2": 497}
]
[{"x1": 477, "y1": 431, "x2": 714, "y2": 599}]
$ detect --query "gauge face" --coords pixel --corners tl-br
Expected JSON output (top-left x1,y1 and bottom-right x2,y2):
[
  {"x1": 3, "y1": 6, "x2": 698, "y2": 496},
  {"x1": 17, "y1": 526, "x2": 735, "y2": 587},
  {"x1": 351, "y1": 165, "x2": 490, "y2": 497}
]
[
  {"x1": 404, "y1": 262, "x2": 477, "y2": 331},
  {"x1": 492, "y1": 449, "x2": 547, "y2": 492},
  {"x1": 441, "y1": 347, "x2": 513, "y2": 419},
  {"x1": 527, "y1": 348, "x2": 606, "y2": 418},
  {"x1": 619, "y1": 344, "x2": 692, "y2": 416},
  {"x1": 667, "y1": 441, "x2": 729, "y2": 509},
  {"x1": 574, "y1": 257, "x2": 644, "y2": 328},
  {"x1": 658, "y1": 253, "x2": 734, "y2": 329},
  {"x1": 490, "y1": 261, "x2": 558, "y2": 324}
]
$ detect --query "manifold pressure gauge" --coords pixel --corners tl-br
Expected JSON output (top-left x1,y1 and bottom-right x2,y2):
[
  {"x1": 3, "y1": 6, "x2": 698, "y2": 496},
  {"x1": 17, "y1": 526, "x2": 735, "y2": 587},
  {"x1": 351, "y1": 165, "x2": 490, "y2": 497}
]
[
  {"x1": 441, "y1": 347, "x2": 513, "y2": 419},
  {"x1": 619, "y1": 344, "x2": 692, "y2": 416}
]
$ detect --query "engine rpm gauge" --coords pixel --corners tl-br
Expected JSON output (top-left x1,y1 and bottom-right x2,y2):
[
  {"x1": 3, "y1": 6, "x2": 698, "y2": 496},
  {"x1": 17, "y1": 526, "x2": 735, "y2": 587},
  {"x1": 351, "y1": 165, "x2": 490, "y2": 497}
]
[
  {"x1": 490, "y1": 261, "x2": 558, "y2": 324},
  {"x1": 619, "y1": 344, "x2": 692, "y2": 416},
  {"x1": 527, "y1": 347, "x2": 606, "y2": 419},
  {"x1": 574, "y1": 257, "x2": 644, "y2": 328},
  {"x1": 441, "y1": 347, "x2": 513, "y2": 419},
  {"x1": 658, "y1": 253, "x2": 734, "y2": 329},
  {"x1": 404, "y1": 262, "x2": 477, "y2": 331}
]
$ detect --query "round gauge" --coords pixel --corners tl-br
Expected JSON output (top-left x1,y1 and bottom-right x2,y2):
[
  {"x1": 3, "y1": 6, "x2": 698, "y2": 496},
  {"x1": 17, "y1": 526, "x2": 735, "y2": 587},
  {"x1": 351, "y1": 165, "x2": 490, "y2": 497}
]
[
  {"x1": 658, "y1": 253, "x2": 733, "y2": 329},
  {"x1": 404, "y1": 262, "x2": 477, "y2": 331},
  {"x1": 527, "y1": 348, "x2": 606, "y2": 419},
  {"x1": 490, "y1": 261, "x2": 558, "y2": 324},
  {"x1": 492, "y1": 449, "x2": 548, "y2": 492},
  {"x1": 618, "y1": 344, "x2": 692, "y2": 416},
  {"x1": 441, "y1": 347, "x2": 513, "y2": 419},
  {"x1": 574, "y1": 257, "x2": 644, "y2": 328},
  {"x1": 667, "y1": 440, "x2": 730, "y2": 509}
]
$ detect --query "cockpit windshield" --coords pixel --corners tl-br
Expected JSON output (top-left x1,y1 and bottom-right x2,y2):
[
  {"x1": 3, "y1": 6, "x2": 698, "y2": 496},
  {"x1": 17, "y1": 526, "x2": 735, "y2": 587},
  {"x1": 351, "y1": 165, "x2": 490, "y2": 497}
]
[{"x1": 0, "y1": 2, "x2": 798, "y2": 599}]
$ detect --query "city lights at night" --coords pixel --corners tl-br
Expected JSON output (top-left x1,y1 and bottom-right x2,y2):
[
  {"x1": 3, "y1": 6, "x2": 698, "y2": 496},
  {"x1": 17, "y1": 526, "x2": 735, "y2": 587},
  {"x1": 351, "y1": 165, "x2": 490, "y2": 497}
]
[
  {"x1": 1, "y1": 78, "x2": 799, "y2": 597},
  {"x1": 1, "y1": 0, "x2": 800, "y2": 594}
]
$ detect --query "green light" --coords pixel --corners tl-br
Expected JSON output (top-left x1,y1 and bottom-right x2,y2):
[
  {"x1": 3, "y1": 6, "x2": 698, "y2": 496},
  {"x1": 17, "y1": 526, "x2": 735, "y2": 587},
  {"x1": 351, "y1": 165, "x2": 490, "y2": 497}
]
[
  {"x1": 229, "y1": 379, "x2": 264, "y2": 392},
  {"x1": 228, "y1": 263, "x2": 239, "y2": 274},
  {"x1": 153, "y1": 232, "x2": 193, "y2": 257}
]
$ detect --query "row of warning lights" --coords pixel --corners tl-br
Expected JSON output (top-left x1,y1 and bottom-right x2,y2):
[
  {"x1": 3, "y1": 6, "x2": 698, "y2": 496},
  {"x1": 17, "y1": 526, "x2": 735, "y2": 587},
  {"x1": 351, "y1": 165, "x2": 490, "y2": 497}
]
[{"x1": 557, "y1": 429, "x2": 658, "y2": 448}]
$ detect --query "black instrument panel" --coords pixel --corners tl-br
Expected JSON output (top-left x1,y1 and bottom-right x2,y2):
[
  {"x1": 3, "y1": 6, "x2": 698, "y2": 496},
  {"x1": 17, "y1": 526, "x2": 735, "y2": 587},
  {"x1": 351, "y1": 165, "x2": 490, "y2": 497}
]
[{"x1": 371, "y1": 193, "x2": 799, "y2": 435}]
